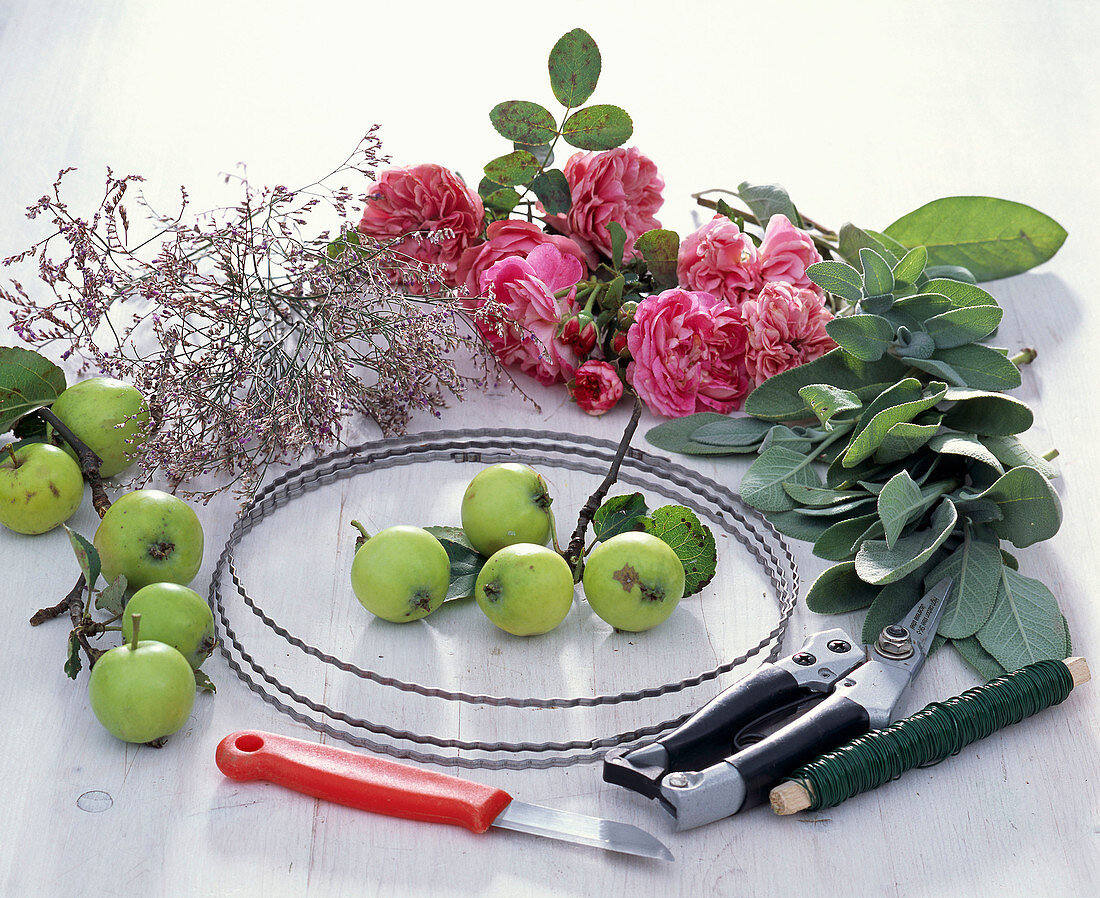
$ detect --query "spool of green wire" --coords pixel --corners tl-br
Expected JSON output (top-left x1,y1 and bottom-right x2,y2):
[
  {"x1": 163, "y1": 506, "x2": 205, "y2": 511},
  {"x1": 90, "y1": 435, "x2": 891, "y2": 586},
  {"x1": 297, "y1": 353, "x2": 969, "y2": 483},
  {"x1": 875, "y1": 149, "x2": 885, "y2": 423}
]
[{"x1": 771, "y1": 657, "x2": 1088, "y2": 815}]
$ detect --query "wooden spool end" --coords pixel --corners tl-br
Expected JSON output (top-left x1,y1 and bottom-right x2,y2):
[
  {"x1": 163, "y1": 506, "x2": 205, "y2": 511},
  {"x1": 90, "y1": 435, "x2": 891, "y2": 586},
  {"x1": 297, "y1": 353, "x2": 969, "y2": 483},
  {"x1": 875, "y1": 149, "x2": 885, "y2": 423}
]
[
  {"x1": 1064, "y1": 656, "x2": 1090, "y2": 688},
  {"x1": 769, "y1": 780, "x2": 812, "y2": 816}
]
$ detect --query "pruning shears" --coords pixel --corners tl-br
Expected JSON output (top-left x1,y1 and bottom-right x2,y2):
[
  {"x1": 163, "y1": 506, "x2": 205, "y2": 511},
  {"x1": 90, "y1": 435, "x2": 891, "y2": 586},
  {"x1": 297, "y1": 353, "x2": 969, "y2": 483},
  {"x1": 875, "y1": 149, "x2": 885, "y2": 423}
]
[{"x1": 603, "y1": 578, "x2": 953, "y2": 830}]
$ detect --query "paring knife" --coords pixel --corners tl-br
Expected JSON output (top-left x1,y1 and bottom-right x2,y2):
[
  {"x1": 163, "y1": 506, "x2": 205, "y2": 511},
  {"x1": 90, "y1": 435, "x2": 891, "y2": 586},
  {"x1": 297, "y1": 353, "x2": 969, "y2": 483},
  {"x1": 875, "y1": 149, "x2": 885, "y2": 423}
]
[{"x1": 215, "y1": 730, "x2": 673, "y2": 862}]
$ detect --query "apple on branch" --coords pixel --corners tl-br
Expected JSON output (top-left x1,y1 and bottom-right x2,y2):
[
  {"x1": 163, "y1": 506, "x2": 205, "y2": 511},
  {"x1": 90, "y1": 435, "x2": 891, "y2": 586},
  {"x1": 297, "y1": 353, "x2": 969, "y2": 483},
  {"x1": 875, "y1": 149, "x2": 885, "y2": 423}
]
[{"x1": 0, "y1": 443, "x2": 84, "y2": 535}]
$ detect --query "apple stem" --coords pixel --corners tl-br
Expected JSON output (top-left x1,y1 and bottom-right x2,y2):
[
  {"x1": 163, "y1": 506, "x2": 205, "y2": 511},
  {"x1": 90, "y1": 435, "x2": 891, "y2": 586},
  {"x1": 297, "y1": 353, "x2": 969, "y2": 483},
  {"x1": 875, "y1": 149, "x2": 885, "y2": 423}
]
[
  {"x1": 3, "y1": 444, "x2": 18, "y2": 467},
  {"x1": 129, "y1": 613, "x2": 141, "y2": 650},
  {"x1": 32, "y1": 406, "x2": 112, "y2": 518},
  {"x1": 563, "y1": 394, "x2": 644, "y2": 581},
  {"x1": 350, "y1": 519, "x2": 371, "y2": 551}
]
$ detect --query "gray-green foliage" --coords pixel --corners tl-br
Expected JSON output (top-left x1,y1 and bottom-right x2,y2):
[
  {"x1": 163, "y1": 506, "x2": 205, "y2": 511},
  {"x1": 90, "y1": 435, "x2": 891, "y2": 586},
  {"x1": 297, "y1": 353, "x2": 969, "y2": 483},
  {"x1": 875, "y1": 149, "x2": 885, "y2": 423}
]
[{"x1": 646, "y1": 247, "x2": 1067, "y2": 681}]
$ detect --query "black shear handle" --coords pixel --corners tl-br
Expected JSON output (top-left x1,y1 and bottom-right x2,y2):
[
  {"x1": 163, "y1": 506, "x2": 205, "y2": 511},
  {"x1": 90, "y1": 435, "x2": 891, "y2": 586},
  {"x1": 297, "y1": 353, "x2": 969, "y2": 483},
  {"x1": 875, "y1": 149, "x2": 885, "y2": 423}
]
[{"x1": 727, "y1": 691, "x2": 870, "y2": 812}]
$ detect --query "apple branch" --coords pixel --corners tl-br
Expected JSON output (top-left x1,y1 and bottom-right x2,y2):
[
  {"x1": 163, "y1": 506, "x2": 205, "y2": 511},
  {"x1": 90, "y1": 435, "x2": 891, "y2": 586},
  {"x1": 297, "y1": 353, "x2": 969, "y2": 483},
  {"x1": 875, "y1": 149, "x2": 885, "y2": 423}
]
[
  {"x1": 33, "y1": 407, "x2": 111, "y2": 517},
  {"x1": 563, "y1": 394, "x2": 643, "y2": 579}
]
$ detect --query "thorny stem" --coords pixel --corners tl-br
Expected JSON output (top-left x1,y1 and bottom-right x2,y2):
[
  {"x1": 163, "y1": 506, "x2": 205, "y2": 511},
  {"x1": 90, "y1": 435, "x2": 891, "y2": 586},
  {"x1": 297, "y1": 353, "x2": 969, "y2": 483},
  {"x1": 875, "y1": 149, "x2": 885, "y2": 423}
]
[{"x1": 564, "y1": 394, "x2": 644, "y2": 580}]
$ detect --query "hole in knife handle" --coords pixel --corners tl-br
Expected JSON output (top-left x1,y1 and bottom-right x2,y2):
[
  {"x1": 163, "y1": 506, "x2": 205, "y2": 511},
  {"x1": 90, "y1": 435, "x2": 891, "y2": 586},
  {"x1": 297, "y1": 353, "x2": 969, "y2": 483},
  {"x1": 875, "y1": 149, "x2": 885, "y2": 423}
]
[{"x1": 235, "y1": 733, "x2": 264, "y2": 753}]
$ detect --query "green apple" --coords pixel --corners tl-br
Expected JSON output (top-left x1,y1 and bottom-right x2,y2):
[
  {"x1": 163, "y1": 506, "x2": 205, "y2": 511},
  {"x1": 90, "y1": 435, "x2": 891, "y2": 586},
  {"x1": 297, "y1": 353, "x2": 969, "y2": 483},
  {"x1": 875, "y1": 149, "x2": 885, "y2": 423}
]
[
  {"x1": 474, "y1": 543, "x2": 574, "y2": 636},
  {"x1": 351, "y1": 525, "x2": 451, "y2": 622},
  {"x1": 94, "y1": 489, "x2": 204, "y2": 590},
  {"x1": 49, "y1": 376, "x2": 149, "y2": 477},
  {"x1": 0, "y1": 443, "x2": 84, "y2": 535},
  {"x1": 121, "y1": 582, "x2": 215, "y2": 669},
  {"x1": 460, "y1": 463, "x2": 553, "y2": 557},
  {"x1": 582, "y1": 532, "x2": 685, "y2": 632},
  {"x1": 88, "y1": 615, "x2": 196, "y2": 744}
]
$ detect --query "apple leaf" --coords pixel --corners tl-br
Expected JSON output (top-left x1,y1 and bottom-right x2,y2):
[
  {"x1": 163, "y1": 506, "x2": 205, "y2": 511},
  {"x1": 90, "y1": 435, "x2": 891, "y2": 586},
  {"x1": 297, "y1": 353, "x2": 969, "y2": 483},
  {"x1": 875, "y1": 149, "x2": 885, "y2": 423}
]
[
  {"x1": 64, "y1": 631, "x2": 82, "y2": 680},
  {"x1": 639, "y1": 505, "x2": 717, "y2": 597},
  {"x1": 426, "y1": 526, "x2": 486, "y2": 602},
  {"x1": 64, "y1": 525, "x2": 100, "y2": 591},
  {"x1": 0, "y1": 346, "x2": 66, "y2": 434},
  {"x1": 592, "y1": 492, "x2": 649, "y2": 543},
  {"x1": 194, "y1": 668, "x2": 217, "y2": 694},
  {"x1": 94, "y1": 574, "x2": 128, "y2": 615}
]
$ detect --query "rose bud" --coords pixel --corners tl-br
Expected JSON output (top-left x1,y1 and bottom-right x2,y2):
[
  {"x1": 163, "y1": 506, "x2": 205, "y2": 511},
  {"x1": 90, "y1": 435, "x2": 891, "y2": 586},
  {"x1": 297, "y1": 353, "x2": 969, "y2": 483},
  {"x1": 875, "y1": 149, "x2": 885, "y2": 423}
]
[
  {"x1": 559, "y1": 311, "x2": 598, "y2": 356},
  {"x1": 617, "y1": 299, "x2": 639, "y2": 328},
  {"x1": 569, "y1": 360, "x2": 624, "y2": 416},
  {"x1": 611, "y1": 329, "x2": 631, "y2": 360}
]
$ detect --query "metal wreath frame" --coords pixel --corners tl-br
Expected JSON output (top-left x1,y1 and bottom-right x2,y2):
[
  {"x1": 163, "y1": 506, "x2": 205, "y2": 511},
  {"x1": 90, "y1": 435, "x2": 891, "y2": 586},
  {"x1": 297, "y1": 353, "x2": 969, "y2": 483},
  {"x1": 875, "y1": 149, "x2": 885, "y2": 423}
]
[{"x1": 211, "y1": 428, "x2": 799, "y2": 769}]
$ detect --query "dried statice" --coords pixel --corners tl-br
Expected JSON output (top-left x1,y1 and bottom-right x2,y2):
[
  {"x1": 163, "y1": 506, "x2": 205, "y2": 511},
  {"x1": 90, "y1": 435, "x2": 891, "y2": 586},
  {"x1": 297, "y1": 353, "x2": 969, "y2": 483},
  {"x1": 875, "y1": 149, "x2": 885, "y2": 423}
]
[{"x1": 3, "y1": 129, "x2": 497, "y2": 504}]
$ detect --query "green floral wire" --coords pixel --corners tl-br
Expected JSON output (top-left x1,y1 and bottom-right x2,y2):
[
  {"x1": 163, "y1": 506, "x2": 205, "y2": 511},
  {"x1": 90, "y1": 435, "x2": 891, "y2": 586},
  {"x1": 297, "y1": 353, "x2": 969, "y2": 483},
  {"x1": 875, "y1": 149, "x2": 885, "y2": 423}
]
[{"x1": 784, "y1": 660, "x2": 1074, "y2": 811}]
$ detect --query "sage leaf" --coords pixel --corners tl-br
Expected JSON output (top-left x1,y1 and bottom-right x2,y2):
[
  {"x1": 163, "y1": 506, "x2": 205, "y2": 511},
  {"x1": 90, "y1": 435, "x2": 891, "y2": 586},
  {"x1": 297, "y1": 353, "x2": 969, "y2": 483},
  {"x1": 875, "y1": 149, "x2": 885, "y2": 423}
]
[
  {"x1": 793, "y1": 495, "x2": 877, "y2": 517},
  {"x1": 0, "y1": 346, "x2": 66, "y2": 433},
  {"x1": 844, "y1": 381, "x2": 947, "y2": 467},
  {"x1": 933, "y1": 343, "x2": 1022, "y2": 391},
  {"x1": 807, "y1": 261, "x2": 863, "y2": 303},
  {"x1": 65, "y1": 525, "x2": 100, "y2": 591},
  {"x1": 928, "y1": 432, "x2": 1004, "y2": 473},
  {"x1": 740, "y1": 446, "x2": 822, "y2": 512},
  {"x1": 489, "y1": 100, "x2": 558, "y2": 147},
  {"x1": 855, "y1": 498, "x2": 957, "y2": 585},
  {"x1": 95, "y1": 574, "x2": 128, "y2": 616},
  {"x1": 873, "y1": 420, "x2": 941, "y2": 464},
  {"x1": 953, "y1": 635, "x2": 1009, "y2": 681},
  {"x1": 529, "y1": 170, "x2": 571, "y2": 215},
  {"x1": 813, "y1": 512, "x2": 882, "y2": 561},
  {"x1": 941, "y1": 389, "x2": 1033, "y2": 436},
  {"x1": 806, "y1": 561, "x2": 879, "y2": 613},
  {"x1": 891, "y1": 292, "x2": 955, "y2": 323},
  {"x1": 646, "y1": 412, "x2": 766, "y2": 455},
  {"x1": 925, "y1": 532, "x2": 1001, "y2": 639},
  {"x1": 561, "y1": 105, "x2": 633, "y2": 150},
  {"x1": 483, "y1": 150, "x2": 542, "y2": 187},
  {"x1": 825, "y1": 314, "x2": 896, "y2": 362},
  {"x1": 592, "y1": 493, "x2": 649, "y2": 542},
  {"x1": 743, "y1": 348, "x2": 907, "y2": 421},
  {"x1": 859, "y1": 248, "x2": 894, "y2": 297},
  {"x1": 548, "y1": 28, "x2": 601, "y2": 107},
  {"x1": 634, "y1": 228, "x2": 679, "y2": 289},
  {"x1": 877, "y1": 470, "x2": 924, "y2": 549},
  {"x1": 980, "y1": 434, "x2": 1058, "y2": 479},
  {"x1": 798, "y1": 384, "x2": 862, "y2": 428},
  {"x1": 966, "y1": 465, "x2": 1062, "y2": 548},
  {"x1": 690, "y1": 416, "x2": 774, "y2": 448},
  {"x1": 924, "y1": 305, "x2": 1003, "y2": 349},
  {"x1": 639, "y1": 505, "x2": 716, "y2": 597},
  {"x1": 921, "y1": 278, "x2": 998, "y2": 308},
  {"x1": 758, "y1": 424, "x2": 817, "y2": 454},
  {"x1": 977, "y1": 566, "x2": 1068, "y2": 670},
  {"x1": 893, "y1": 246, "x2": 928, "y2": 284},
  {"x1": 861, "y1": 575, "x2": 923, "y2": 645},
  {"x1": 898, "y1": 356, "x2": 966, "y2": 388},
  {"x1": 923, "y1": 265, "x2": 978, "y2": 284},
  {"x1": 768, "y1": 510, "x2": 839, "y2": 543},
  {"x1": 883, "y1": 196, "x2": 1068, "y2": 282},
  {"x1": 737, "y1": 182, "x2": 803, "y2": 228},
  {"x1": 782, "y1": 483, "x2": 869, "y2": 508},
  {"x1": 837, "y1": 223, "x2": 900, "y2": 269}
]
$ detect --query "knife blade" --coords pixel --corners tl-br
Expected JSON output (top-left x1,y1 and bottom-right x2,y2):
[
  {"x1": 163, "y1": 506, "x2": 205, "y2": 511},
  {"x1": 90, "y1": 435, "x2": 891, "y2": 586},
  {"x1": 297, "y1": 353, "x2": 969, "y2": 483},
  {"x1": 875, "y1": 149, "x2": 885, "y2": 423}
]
[{"x1": 215, "y1": 730, "x2": 673, "y2": 862}]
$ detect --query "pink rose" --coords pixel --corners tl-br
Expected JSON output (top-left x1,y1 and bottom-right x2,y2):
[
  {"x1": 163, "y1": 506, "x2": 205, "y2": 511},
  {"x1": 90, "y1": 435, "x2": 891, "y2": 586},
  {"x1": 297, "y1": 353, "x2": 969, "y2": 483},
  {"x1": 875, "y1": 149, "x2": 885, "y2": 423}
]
[
  {"x1": 626, "y1": 288, "x2": 751, "y2": 417},
  {"x1": 756, "y1": 214, "x2": 822, "y2": 290},
  {"x1": 741, "y1": 282, "x2": 836, "y2": 386},
  {"x1": 475, "y1": 243, "x2": 585, "y2": 385},
  {"x1": 454, "y1": 219, "x2": 587, "y2": 298},
  {"x1": 570, "y1": 360, "x2": 624, "y2": 415},
  {"x1": 543, "y1": 147, "x2": 664, "y2": 267},
  {"x1": 677, "y1": 215, "x2": 760, "y2": 308},
  {"x1": 357, "y1": 164, "x2": 484, "y2": 290}
]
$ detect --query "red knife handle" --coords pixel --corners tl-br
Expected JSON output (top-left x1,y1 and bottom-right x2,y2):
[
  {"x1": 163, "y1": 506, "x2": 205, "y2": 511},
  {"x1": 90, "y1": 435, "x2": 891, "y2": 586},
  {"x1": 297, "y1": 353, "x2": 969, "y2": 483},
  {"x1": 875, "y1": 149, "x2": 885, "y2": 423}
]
[{"x1": 216, "y1": 730, "x2": 512, "y2": 833}]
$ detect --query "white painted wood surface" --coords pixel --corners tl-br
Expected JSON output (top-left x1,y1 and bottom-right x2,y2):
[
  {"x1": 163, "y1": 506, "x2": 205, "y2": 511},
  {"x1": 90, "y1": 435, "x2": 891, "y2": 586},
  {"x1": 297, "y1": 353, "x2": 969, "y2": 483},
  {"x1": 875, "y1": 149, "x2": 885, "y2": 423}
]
[{"x1": 2, "y1": 2, "x2": 1098, "y2": 895}]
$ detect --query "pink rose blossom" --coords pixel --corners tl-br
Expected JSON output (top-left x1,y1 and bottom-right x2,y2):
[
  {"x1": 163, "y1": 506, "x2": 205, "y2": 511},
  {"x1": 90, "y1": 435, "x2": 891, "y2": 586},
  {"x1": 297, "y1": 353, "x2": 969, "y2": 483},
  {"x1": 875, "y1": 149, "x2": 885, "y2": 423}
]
[
  {"x1": 626, "y1": 288, "x2": 751, "y2": 417},
  {"x1": 475, "y1": 243, "x2": 585, "y2": 385},
  {"x1": 543, "y1": 147, "x2": 664, "y2": 267},
  {"x1": 454, "y1": 219, "x2": 587, "y2": 298},
  {"x1": 357, "y1": 164, "x2": 484, "y2": 290},
  {"x1": 756, "y1": 214, "x2": 823, "y2": 290},
  {"x1": 570, "y1": 360, "x2": 624, "y2": 415},
  {"x1": 677, "y1": 215, "x2": 760, "y2": 308},
  {"x1": 741, "y1": 282, "x2": 836, "y2": 386}
]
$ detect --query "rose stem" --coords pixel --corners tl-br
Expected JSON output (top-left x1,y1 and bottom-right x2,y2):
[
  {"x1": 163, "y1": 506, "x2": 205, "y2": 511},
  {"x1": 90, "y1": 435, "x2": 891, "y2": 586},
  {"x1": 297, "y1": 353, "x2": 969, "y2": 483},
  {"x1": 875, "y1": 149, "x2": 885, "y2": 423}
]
[{"x1": 564, "y1": 394, "x2": 643, "y2": 580}]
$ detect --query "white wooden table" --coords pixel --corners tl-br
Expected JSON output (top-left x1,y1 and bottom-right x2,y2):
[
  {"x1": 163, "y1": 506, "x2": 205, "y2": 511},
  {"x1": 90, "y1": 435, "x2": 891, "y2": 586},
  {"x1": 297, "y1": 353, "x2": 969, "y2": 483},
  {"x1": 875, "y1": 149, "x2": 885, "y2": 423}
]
[{"x1": 2, "y1": 2, "x2": 1098, "y2": 895}]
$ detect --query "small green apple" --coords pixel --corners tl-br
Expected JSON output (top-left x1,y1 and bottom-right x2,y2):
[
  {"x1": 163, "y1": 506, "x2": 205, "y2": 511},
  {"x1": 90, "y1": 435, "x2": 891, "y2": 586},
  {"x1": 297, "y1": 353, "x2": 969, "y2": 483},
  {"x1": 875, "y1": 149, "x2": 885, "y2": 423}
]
[
  {"x1": 474, "y1": 543, "x2": 574, "y2": 636},
  {"x1": 351, "y1": 525, "x2": 451, "y2": 622},
  {"x1": 582, "y1": 532, "x2": 685, "y2": 632},
  {"x1": 121, "y1": 582, "x2": 215, "y2": 669},
  {"x1": 88, "y1": 615, "x2": 196, "y2": 744},
  {"x1": 460, "y1": 463, "x2": 553, "y2": 557},
  {"x1": 0, "y1": 443, "x2": 84, "y2": 535},
  {"x1": 94, "y1": 489, "x2": 204, "y2": 590},
  {"x1": 49, "y1": 376, "x2": 150, "y2": 477}
]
